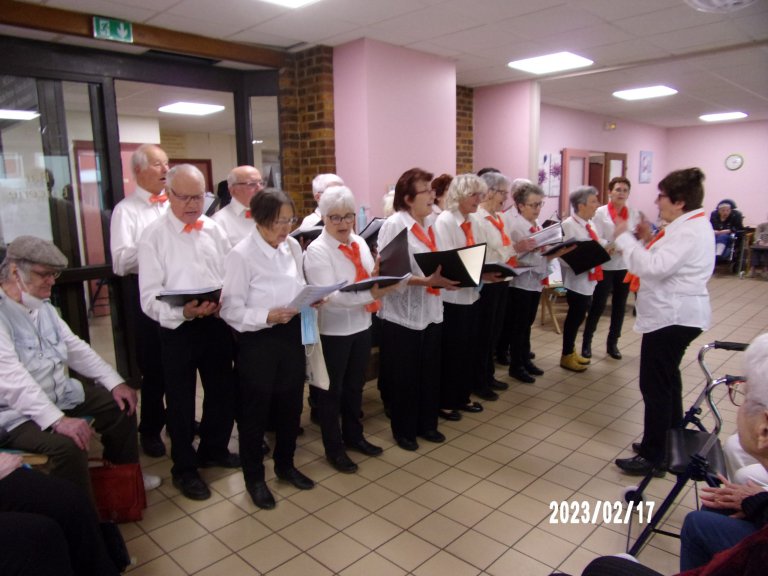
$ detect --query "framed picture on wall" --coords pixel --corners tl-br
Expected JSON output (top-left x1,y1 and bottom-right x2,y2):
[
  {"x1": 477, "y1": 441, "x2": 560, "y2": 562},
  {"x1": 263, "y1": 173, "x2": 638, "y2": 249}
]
[{"x1": 639, "y1": 151, "x2": 653, "y2": 184}]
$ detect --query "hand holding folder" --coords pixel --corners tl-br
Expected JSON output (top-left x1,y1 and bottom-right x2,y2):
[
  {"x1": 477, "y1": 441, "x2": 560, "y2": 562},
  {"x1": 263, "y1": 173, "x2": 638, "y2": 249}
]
[{"x1": 544, "y1": 240, "x2": 610, "y2": 275}]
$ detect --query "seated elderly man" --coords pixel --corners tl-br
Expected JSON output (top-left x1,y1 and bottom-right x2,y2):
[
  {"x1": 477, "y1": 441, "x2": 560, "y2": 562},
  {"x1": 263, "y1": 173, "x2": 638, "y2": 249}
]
[{"x1": 0, "y1": 235, "x2": 144, "y2": 501}]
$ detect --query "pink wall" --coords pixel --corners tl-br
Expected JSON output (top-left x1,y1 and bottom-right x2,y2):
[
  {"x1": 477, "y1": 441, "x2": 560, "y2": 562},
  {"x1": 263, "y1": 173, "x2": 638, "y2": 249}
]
[
  {"x1": 474, "y1": 81, "x2": 536, "y2": 180},
  {"x1": 667, "y1": 121, "x2": 768, "y2": 226},
  {"x1": 540, "y1": 104, "x2": 668, "y2": 219},
  {"x1": 334, "y1": 39, "x2": 456, "y2": 218}
]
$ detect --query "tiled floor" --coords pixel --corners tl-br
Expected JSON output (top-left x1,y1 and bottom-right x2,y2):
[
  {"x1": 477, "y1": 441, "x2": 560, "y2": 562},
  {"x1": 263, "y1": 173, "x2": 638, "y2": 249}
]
[{"x1": 115, "y1": 274, "x2": 768, "y2": 575}]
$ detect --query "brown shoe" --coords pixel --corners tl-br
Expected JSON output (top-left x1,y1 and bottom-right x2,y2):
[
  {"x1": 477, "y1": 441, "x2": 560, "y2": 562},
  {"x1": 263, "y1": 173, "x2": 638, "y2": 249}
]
[{"x1": 560, "y1": 353, "x2": 588, "y2": 372}]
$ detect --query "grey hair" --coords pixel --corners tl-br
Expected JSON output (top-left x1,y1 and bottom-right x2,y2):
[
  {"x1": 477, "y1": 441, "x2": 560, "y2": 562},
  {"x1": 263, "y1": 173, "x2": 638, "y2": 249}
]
[
  {"x1": 569, "y1": 186, "x2": 598, "y2": 213},
  {"x1": 312, "y1": 173, "x2": 344, "y2": 196},
  {"x1": 444, "y1": 174, "x2": 488, "y2": 212},
  {"x1": 480, "y1": 172, "x2": 511, "y2": 194},
  {"x1": 166, "y1": 164, "x2": 205, "y2": 191},
  {"x1": 0, "y1": 258, "x2": 31, "y2": 283},
  {"x1": 131, "y1": 144, "x2": 161, "y2": 174},
  {"x1": 513, "y1": 181, "x2": 545, "y2": 209},
  {"x1": 319, "y1": 185, "x2": 356, "y2": 217},
  {"x1": 744, "y1": 333, "x2": 768, "y2": 410}
]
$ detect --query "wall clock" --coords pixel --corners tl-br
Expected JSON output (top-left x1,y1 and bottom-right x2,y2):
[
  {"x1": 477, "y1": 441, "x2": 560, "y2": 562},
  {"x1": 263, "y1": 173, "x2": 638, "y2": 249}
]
[{"x1": 725, "y1": 153, "x2": 744, "y2": 171}]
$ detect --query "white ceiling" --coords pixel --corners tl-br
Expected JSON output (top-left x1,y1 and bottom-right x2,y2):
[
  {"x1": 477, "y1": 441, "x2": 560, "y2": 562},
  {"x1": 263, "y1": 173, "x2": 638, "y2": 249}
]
[{"x1": 8, "y1": 0, "x2": 768, "y2": 129}]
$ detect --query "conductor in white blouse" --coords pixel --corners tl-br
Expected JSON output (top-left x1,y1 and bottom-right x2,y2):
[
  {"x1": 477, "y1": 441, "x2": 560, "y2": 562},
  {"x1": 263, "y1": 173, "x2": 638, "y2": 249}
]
[{"x1": 138, "y1": 164, "x2": 240, "y2": 501}]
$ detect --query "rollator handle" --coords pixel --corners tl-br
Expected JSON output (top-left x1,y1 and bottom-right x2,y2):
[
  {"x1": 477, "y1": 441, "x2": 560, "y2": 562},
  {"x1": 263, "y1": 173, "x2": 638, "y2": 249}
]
[{"x1": 713, "y1": 341, "x2": 748, "y2": 351}]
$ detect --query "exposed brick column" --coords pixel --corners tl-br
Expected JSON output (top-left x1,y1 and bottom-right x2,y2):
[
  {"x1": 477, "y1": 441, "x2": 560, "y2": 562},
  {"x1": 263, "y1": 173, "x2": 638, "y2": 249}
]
[
  {"x1": 279, "y1": 46, "x2": 336, "y2": 217},
  {"x1": 456, "y1": 85, "x2": 474, "y2": 174}
]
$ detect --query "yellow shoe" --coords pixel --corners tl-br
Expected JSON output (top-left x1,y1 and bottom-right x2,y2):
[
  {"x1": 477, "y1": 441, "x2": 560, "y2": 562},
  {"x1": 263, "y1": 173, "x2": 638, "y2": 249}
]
[
  {"x1": 574, "y1": 352, "x2": 591, "y2": 365},
  {"x1": 561, "y1": 353, "x2": 588, "y2": 372}
]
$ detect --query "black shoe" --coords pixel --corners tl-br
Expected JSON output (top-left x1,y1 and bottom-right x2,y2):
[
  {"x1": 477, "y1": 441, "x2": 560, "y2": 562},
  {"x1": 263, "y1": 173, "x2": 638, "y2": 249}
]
[
  {"x1": 327, "y1": 453, "x2": 358, "y2": 474},
  {"x1": 529, "y1": 351, "x2": 536, "y2": 360},
  {"x1": 581, "y1": 343, "x2": 592, "y2": 359},
  {"x1": 262, "y1": 440, "x2": 271, "y2": 456},
  {"x1": 615, "y1": 455, "x2": 666, "y2": 477},
  {"x1": 246, "y1": 481, "x2": 275, "y2": 509},
  {"x1": 473, "y1": 387, "x2": 499, "y2": 401},
  {"x1": 458, "y1": 401, "x2": 483, "y2": 413},
  {"x1": 438, "y1": 409, "x2": 462, "y2": 421},
  {"x1": 199, "y1": 452, "x2": 241, "y2": 469},
  {"x1": 275, "y1": 467, "x2": 315, "y2": 490},
  {"x1": 345, "y1": 438, "x2": 383, "y2": 456},
  {"x1": 419, "y1": 430, "x2": 445, "y2": 443},
  {"x1": 508, "y1": 366, "x2": 535, "y2": 384},
  {"x1": 496, "y1": 351, "x2": 511, "y2": 366},
  {"x1": 607, "y1": 343, "x2": 622, "y2": 360},
  {"x1": 172, "y1": 472, "x2": 211, "y2": 500},
  {"x1": 140, "y1": 434, "x2": 166, "y2": 458},
  {"x1": 523, "y1": 361, "x2": 544, "y2": 376},
  {"x1": 489, "y1": 378, "x2": 509, "y2": 391},
  {"x1": 632, "y1": 442, "x2": 642, "y2": 454},
  {"x1": 394, "y1": 436, "x2": 419, "y2": 451}
]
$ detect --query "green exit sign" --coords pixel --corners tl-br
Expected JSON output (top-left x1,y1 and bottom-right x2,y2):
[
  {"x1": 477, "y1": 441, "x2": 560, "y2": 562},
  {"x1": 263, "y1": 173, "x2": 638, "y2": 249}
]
[{"x1": 93, "y1": 16, "x2": 134, "y2": 44}]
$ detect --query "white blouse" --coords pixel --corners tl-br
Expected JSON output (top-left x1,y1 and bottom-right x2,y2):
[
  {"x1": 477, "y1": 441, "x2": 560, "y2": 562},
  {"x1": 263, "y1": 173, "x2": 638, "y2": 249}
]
[
  {"x1": 433, "y1": 209, "x2": 484, "y2": 306},
  {"x1": 110, "y1": 186, "x2": 168, "y2": 276},
  {"x1": 591, "y1": 203, "x2": 641, "y2": 271},
  {"x1": 211, "y1": 198, "x2": 255, "y2": 247},
  {"x1": 560, "y1": 213, "x2": 604, "y2": 296},
  {"x1": 507, "y1": 212, "x2": 549, "y2": 293}
]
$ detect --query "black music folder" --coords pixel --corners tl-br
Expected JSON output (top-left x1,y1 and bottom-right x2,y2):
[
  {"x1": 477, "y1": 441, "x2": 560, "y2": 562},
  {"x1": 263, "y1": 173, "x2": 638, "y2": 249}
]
[
  {"x1": 544, "y1": 240, "x2": 610, "y2": 275},
  {"x1": 156, "y1": 286, "x2": 222, "y2": 306},
  {"x1": 341, "y1": 227, "x2": 411, "y2": 292},
  {"x1": 414, "y1": 243, "x2": 487, "y2": 288}
]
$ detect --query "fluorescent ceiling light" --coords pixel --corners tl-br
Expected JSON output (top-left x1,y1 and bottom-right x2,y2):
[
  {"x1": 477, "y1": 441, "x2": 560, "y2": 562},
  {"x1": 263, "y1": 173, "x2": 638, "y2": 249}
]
[
  {"x1": 699, "y1": 111, "x2": 748, "y2": 122},
  {"x1": 0, "y1": 109, "x2": 40, "y2": 120},
  {"x1": 612, "y1": 85, "x2": 678, "y2": 101},
  {"x1": 158, "y1": 102, "x2": 225, "y2": 116},
  {"x1": 507, "y1": 52, "x2": 593, "y2": 75},
  {"x1": 259, "y1": 0, "x2": 321, "y2": 8}
]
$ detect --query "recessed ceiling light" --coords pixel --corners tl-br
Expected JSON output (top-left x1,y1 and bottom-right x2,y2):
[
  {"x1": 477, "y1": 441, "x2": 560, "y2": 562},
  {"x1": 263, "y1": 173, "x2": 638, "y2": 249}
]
[
  {"x1": 0, "y1": 109, "x2": 40, "y2": 120},
  {"x1": 259, "y1": 0, "x2": 321, "y2": 8},
  {"x1": 158, "y1": 102, "x2": 225, "y2": 116},
  {"x1": 612, "y1": 85, "x2": 678, "y2": 101},
  {"x1": 699, "y1": 111, "x2": 748, "y2": 122},
  {"x1": 507, "y1": 52, "x2": 593, "y2": 75}
]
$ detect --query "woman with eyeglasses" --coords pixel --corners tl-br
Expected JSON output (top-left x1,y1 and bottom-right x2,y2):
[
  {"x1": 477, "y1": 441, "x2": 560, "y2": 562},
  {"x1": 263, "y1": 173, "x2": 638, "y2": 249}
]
[
  {"x1": 613, "y1": 168, "x2": 714, "y2": 477},
  {"x1": 377, "y1": 168, "x2": 458, "y2": 451},
  {"x1": 220, "y1": 189, "x2": 314, "y2": 510},
  {"x1": 304, "y1": 186, "x2": 400, "y2": 473}
]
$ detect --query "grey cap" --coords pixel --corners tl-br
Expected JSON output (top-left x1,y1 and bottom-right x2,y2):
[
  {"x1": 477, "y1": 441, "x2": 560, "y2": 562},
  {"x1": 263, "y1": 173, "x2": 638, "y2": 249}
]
[{"x1": 5, "y1": 236, "x2": 68, "y2": 268}]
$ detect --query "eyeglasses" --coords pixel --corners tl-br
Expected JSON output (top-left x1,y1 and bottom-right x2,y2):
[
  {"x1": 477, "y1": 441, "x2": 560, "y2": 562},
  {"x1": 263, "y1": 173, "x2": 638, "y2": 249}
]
[
  {"x1": 524, "y1": 202, "x2": 544, "y2": 209},
  {"x1": 30, "y1": 268, "x2": 61, "y2": 280},
  {"x1": 727, "y1": 380, "x2": 746, "y2": 407},
  {"x1": 273, "y1": 217, "x2": 299, "y2": 227},
  {"x1": 233, "y1": 180, "x2": 264, "y2": 188},
  {"x1": 327, "y1": 213, "x2": 356, "y2": 225},
  {"x1": 169, "y1": 188, "x2": 204, "y2": 204}
]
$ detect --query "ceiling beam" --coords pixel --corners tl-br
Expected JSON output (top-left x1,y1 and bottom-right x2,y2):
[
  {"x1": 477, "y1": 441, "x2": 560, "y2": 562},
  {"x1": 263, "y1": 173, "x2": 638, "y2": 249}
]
[{"x1": 0, "y1": 0, "x2": 287, "y2": 68}]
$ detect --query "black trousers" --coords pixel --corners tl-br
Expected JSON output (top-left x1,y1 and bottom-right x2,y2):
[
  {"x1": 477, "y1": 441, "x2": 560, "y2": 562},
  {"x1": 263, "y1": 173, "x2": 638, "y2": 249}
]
[
  {"x1": 0, "y1": 468, "x2": 118, "y2": 576},
  {"x1": 123, "y1": 275, "x2": 166, "y2": 437},
  {"x1": 159, "y1": 316, "x2": 235, "y2": 477},
  {"x1": 582, "y1": 269, "x2": 630, "y2": 346},
  {"x1": 380, "y1": 319, "x2": 441, "y2": 440},
  {"x1": 562, "y1": 290, "x2": 592, "y2": 356},
  {"x1": 318, "y1": 329, "x2": 371, "y2": 456},
  {"x1": 507, "y1": 286, "x2": 541, "y2": 369},
  {"x1": 638, "y1": 324, "x2": 702, "y2": 462},
  {"x1": 477, "y1": 282, "x2": 508, "y2": 386},
  {"x1": 236, "y1": 318, "x2": 305, "y2": 483},
  {"x1": 441, "y1": 302, "x2": 478, "y2": 408}
]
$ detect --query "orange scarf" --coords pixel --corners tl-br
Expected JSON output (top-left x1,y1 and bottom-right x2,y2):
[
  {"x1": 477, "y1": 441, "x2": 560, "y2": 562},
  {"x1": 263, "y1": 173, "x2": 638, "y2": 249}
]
[
  {"x1": 411, "y1": 223, "x2": 440, "y2": 296},
  {"x1": 485, "y1": 215, "x2": 510, "y2": 246},
  {"x1": 338, "y1": 242, "x2": 380, "y2": 312}
]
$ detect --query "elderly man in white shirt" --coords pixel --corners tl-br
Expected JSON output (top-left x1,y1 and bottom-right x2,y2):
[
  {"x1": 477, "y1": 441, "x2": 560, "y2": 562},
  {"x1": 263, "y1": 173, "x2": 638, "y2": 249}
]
[
  {"x1": 211, "y1": 165, "x2": 265, "y2": 245},
  {"x1": 109, "y1": 143, "x2": 170, "y2": 459},
  {"x1": 138, "y1": 164, "x2": 239, "y2": 501}
]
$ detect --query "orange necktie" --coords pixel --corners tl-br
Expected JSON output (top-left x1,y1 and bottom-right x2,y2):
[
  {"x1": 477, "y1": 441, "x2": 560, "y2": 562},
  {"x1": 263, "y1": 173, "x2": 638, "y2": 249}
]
[
  {"x1": 338, "y1": 242, "x2": 381, "y2": 313},
  {"x1": 182, "y1": 220, "x2": 204, "y2": 233},
  {"x1": 585, "y1": 222, "x2": 604, "y2": 282},
  {"x1": 410, "y1": 223, "x2": 440, "y2": 296},
  {"x1": 460, "y1": 221, "x2": 475, "y2": 246},
  {"x1": 486, "y1": 215, "x2": 510, "y2": 246},
  {"x1": 245, "y1": 210, "x2": 251, "y2": 219},
  {"x1": 149, "y1": 193, "x2": 168, "y2": 204}
]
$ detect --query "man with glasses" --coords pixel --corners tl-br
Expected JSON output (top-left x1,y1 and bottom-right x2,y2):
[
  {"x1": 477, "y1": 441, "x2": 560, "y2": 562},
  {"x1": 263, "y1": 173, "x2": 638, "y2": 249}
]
[
  {"x1": 212, "y1": 165, "x2": 265, "y2": 245},
  {"x1": 0, "y1": 235, "x2": 141, "y2": 504},
  {"x1": 138, "y1": 164, "x2": 239, "y2": 501}
]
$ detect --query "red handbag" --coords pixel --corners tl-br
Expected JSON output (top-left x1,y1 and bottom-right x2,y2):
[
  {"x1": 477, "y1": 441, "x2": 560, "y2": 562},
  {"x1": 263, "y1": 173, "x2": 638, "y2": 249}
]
[{"x1": 89, "y1": 460, "x2": 147, "y2": 523}]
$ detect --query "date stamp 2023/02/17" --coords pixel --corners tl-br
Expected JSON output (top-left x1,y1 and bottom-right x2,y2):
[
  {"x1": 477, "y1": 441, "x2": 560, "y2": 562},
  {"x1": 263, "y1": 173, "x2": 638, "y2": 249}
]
[{"x1": 548, "y1": 500, "x2": 655, "y2": 525}]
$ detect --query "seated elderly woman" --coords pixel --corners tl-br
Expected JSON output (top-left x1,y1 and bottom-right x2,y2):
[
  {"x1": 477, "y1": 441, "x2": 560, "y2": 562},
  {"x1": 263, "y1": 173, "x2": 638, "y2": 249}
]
[
  {"x1": 710, "y1": 199, "x2": 744, "y2": 261},
  {"x1": 304, "y1": 185, "x2": 399, "y2": 473}
]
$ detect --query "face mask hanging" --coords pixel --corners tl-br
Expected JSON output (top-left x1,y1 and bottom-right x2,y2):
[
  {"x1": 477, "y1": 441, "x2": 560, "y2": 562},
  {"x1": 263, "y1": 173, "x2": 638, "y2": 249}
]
[{"x1": 300, "y1": 306, "x2": 319, "y2": 345}]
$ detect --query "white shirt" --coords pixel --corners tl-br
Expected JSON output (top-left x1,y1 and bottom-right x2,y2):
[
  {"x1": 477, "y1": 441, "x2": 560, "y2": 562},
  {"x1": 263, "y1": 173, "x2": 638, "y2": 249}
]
[
  {"x1": 212, "y1": 198, "x2": 255, "y2": 246},
  {"x1": 220, "y1": 230, "x2": 305, "y2": 333},
  {"x1": 304, "y1": 230, "x2": 375, "y2": 336},
  {"x1": 476, "y1": 207, "x2": 514, "y2": 266},
  {"x1": 300, "y1": 208, "x2": 322, "y2": 230},
  {"x1": 434, "y1": 209, "x2": 484, "y2": 306},
  {"x1": 507, "y1": 212, "x2": 548, "y2": 293},
  {"x1": 561, "y1": 214, "x2": 603, "y2": 296},
  {"x1": 110, "y1": 186, "x2": 168, "y2": 276},
  {"x1": 615, "y1": 208, "x2": 713, "y2": 334},
  {"x1": 591, "y1": 203, "x2": 641, "y2": 271},
  {"x1": 377, "y1": 211, "x2": 443, "y2": 330},
  {"x1": 138, "y1": 212, "x2": 231, "y2": 329}
]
